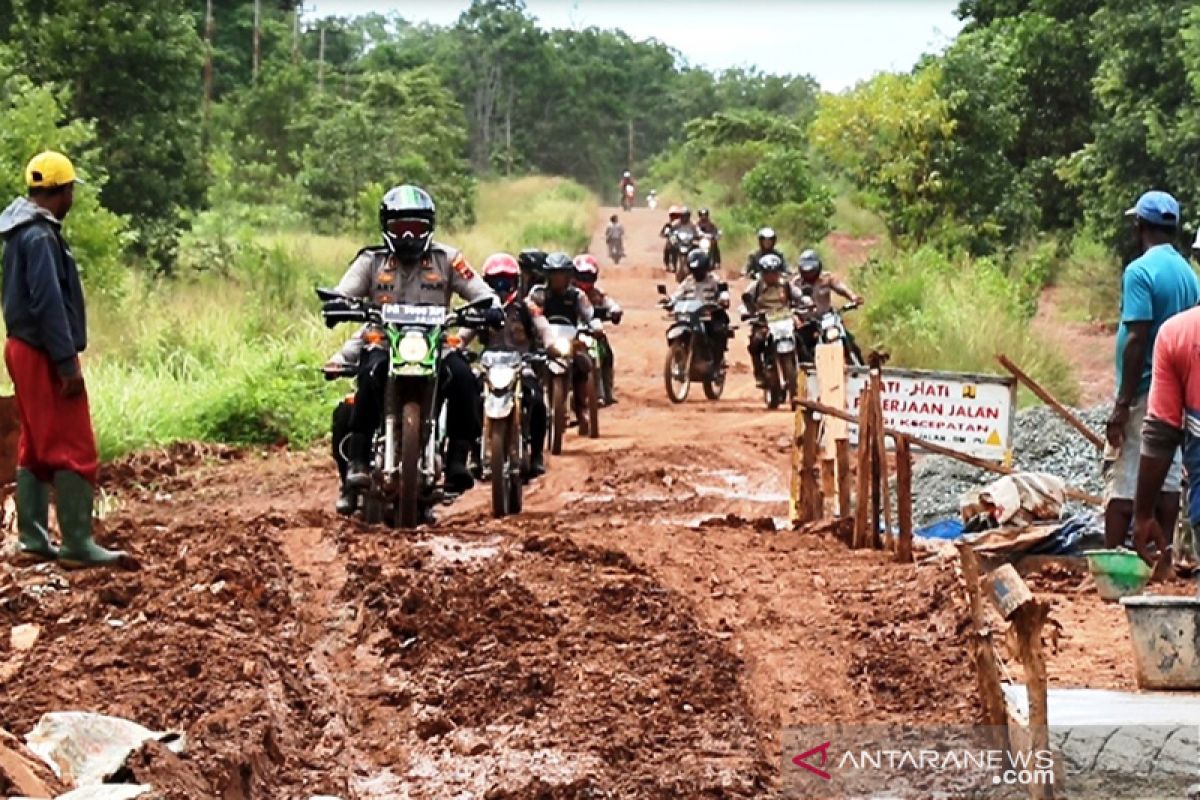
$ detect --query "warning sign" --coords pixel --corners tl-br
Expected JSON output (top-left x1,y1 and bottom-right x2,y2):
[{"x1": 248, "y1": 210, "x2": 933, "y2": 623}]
[{"x1": 843, "y1": 367, "x2": 1016, "y2": 462}]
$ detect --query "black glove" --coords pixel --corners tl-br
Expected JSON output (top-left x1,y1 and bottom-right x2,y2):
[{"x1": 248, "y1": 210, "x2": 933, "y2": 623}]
[
  {"x1": 321, "y1": 299, "x2": 360, "y2": 328},
  {"x1": 611, "y1": 309, "x2": 624, "y2": 325},
  {"x1": 484, "y1": 306, "x2": 505, "y2": 329}
]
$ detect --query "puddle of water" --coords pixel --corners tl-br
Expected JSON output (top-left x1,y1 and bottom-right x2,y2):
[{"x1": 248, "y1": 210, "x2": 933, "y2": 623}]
[
  {"x1": 416, "y1": 535, "x2": 501, "y2": 564},
  {"x1": 693, "y1": 484, "x2": 790, "y2": 504},
  {"x1": 402, "y1": 739, "x2": 601, "y2": 797},
  {"x1": 562, "y1": 491, "x2": 615, "y2": 504}
]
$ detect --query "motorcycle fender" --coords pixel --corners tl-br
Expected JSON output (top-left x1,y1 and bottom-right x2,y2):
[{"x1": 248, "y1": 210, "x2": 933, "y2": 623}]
[
  {"x1": 485, "y1": 393, "x2": 515, "y2": 420},
  {"x1": 548, "y1": 360, "x2": 568, "y2": 376},
  {"x1": 666, "y1": 325, "x2": 689, "y2": 341},
  {"x1": 776, "y1": 339, "x2": 796, "y2": 354}
]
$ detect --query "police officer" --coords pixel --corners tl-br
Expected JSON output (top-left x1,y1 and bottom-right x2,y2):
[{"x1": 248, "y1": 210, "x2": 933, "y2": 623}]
[
  {"x1": 666, "y1": 249, "x2": 732, "y2": 361},
  {"x1": 741, "y1": 252, "x2": 806, "y2": 388},
  {"x1": 696, "y1": 208, "x2": 722, "y2": 270},
  {"x1": 527, "y1": 252, "x2": 596, "y2": 434},
  {"x1": 744, "y1": 227, "x2": 787, "y2": 278},
  {"x1": 331, "y1": 185, "x2": 499, "y2": 504},
  {"x1": 792, "y1": 249, "x2": 863, "y2": 314}
]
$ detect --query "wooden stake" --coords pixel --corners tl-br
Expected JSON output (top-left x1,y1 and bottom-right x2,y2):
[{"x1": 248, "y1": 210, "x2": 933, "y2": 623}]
[
  {"x1": 957, "y1": 543, "x2": 1010, "y2": 748},
  {"x1": 997, "y1": 354, "x2": 1102, "y2": 451},
  {"x1": 853, "y1": 382, "x2": 874, "y2": 549},
  {"x1": 820, "y1": 458, "x2": 836, "y2": 517},
  {"x1": 1009, "y1": 601, "x2": 1054, "y2": 800},
  {"x1": 895, "y1": 437, "x2": 913, "y2": 563},
  {"x1": 871, "y1": 371, "x2": 891, "y2": 550},
  {"x1": 800, "y1": 410, "x2": 822, "y2": 525}
]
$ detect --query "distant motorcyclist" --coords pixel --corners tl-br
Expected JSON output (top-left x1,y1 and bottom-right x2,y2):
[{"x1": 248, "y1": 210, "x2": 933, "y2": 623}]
[
  {"x1": 792, "y1": 249, "x2": 863, "y2": 314},
  {"x1": 619, "y1": 170, "x2": 636, "y2": 208},
  {"x1": 605, "y1": 214, "x2": 625, "y2": 263},
  {"x1": 527, "y1": 252, "x2": 596, "y2": 434},
  {"x1": 478, "y1": 253, "x2": 550, "y2": 477},
  {"x1": 741, "y1": 252, "x2": 806, "y2": 388},
  {"x1": 744, "y1": 227, "x2": 787, "y2": 278},
  {"x1": 573, "y1": 253, "x2": 623, "y2": 406},
  {"x1": 647, "y1": 189, "x2": 658, "y2": 210},
  {"x1": 662, "y1": 206, "x2": 700, "y2": 270},
  {"x1": 666, "y1": 249, "x2": 731, "y2": 360},
  {"x1": 518, "y1": 248, "x2": 547, "y2": 297},
  {"x1": 696, "y1": 208, "x2": 722, "y2": 270},
  {"x1": 327, "y1": 184, "x2": 498, "y2": 514}
]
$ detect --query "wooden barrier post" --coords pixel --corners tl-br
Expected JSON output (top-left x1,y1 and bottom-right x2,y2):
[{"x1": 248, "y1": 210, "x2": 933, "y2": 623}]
[
  {"x1": 815, "y1": 343, "x2": 847, "y2": 516},
  {"x1": 853, "y1": 380, "x2": 874, "y2": 549},
  {"x1": 799, "y1": 409, "x2": 822, "y2": 525},
  {"x1": 957, "y1": 543, "x2": 1010, "y2": 749},
  {"x1": 835, "y1": 438, "x2": 852, "y2": 518},
  {"x1": 895, "y1": 437, "x2": 913, "y2": 563}
]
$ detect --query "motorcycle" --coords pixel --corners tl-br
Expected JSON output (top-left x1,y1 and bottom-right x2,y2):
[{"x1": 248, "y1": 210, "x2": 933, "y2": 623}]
[
  {"x1": 607, "y1": 237, "x2": 625, "y2": 264},
  {"x1": 656, "y1": 283, "x2": 731, "y2": 403},
  {"x1": 647, "y1": 193, "x2": 658, "y2": 210},
  {"x1": 318, "y1": 289, "x2": 496, "y2": 528},
  {"x1": 667, "y1": 228, "x2": 698, "y2": 282},
  {"x1": 621, "y1": 183, "x2": 636, "y2": 211},
  {"x1": 748, "y1": 308, "x2": 801, "y2": 410},
  {"x1": 542, "y1": 320, "x2": 601, "y2": 455},
  {"x1": 796, "y1": 297, "x2": 865, "y2": 367},
  {"x1": 699, "y1": 230, "x2": 722, "y2": 270},
  {"x1": 582, "y1": 309, "x2": 614, "y2": 407},
  {"x1": 478, "y1": 350, "x2": 543, "y2": 518}
]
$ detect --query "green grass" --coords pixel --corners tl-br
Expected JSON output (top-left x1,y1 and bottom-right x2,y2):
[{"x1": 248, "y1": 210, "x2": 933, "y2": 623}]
[
  {"x1": 22, "y1": 176, "x2": 598, "y2": 460},
  {"x1": 853, "y1": 247, "x2": 1080, "y2": 405},
  {"x1": 830, "y1": 194, "x2": 887, "y2": 239}
]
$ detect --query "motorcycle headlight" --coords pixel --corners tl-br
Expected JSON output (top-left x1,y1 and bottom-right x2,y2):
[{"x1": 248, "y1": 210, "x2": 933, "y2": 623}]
[
  {"x1": 552, "y1": 337, "x2": 573, "y2": 357},
  {"x1": 398, "y1": 331, "x2": 430, "y2": 362},
  {"x1": 823, "y1": 327, "x2": 841, "y2": 343},
  {"x1": 488, "y1": 364, "x2": 517, "y2": 390}
]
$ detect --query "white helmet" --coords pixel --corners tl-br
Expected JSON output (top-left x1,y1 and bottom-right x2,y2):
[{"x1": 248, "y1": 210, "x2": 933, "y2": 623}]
[{"x1": 623, "y1": 170, "x2": 631, "y2": 178}]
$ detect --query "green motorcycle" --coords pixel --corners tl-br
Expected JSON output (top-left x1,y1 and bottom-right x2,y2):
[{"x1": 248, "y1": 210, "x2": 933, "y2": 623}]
[{"x1": 319, "y1": 289, "x2": 495, "y2": 528}]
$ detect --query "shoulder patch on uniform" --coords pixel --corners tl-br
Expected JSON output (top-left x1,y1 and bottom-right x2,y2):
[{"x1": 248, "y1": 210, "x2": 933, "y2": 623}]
[{"x1": 451, "y1": 252, "x2": 476, "y2": 281}]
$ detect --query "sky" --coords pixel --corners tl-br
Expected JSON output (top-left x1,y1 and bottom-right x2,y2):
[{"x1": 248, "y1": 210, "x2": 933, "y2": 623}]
[{"x1": 306, "y1": 1, "x2": 966, "y2": 91}]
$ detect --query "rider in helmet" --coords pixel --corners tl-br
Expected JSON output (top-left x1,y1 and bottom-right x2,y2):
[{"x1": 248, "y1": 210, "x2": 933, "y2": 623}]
[
  {"x1": 665, "y1": 249, "x2": 732, "y2": 360},
  {"x1": 745, "y1": 227, "x2": 786, "y2": 278},
  {"x1": 792, "y1": 249, "x2": 863, "y2": 314},
  {"x1": 605, "y1": 214, "x2": 625, "y2": 262},
  {"x1": 696, "y1": 208, "x2": 722, "y2": 271},
  {"x1": 741, "y1": 252, "x2": 807, "y2": 388},
  {"x1": 527, "y1": 252, "x2": 596, "y2": 434},
  {"x1": 573, "y1": 254, "x2": 623, "y2": 406},
  {"x1": 517, "y1": 248, "x2": 547, "y2": 297},
  {"x1": 660, "y1": 205, "x2": 684, "y2": 268},
  {"x1": 477, "y1": 253, "x2": 550, "y2": 476},
  {"x1": 324, "y1": 185, "x2": 500, "y2": 515}
]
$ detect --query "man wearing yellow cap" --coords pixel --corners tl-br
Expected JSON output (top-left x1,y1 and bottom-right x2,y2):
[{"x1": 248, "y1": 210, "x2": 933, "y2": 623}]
[{"x1": 1, "y1": 151, "x2": 127, "y2": 567}]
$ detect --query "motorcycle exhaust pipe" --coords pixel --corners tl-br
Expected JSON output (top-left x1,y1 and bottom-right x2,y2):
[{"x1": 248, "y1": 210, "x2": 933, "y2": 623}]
[{"x1": 384, "y1": 414, "x2": 396, "y2": 475}]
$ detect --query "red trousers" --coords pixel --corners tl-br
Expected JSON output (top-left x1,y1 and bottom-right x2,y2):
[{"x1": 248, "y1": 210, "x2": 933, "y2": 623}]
[{"x1": 3, "y1": 337, "x2": 98, "y2": 484}]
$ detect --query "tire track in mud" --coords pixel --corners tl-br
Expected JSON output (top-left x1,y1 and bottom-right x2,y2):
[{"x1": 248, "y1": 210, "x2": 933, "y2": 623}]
[{"x1": 0, "y1": 209, "x2": 977, "y2": 799}]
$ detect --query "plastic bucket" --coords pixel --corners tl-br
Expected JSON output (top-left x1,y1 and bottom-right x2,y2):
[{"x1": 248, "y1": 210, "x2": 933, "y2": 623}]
[
  {"x1": 1083, "y1": 549, "x2": 1152, "y2": 602},
  {"x1": 1119, "y1": 595, "x2": 1200, "y2": 690}
]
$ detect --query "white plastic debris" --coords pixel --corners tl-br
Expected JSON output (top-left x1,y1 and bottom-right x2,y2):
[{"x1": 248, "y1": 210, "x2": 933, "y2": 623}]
[
  {"x1": 49, "y1": 786, "x2": 153, "y2": 800},
  {"x1": 25, "y1": 712, "x2": 185, "y2": 786}
]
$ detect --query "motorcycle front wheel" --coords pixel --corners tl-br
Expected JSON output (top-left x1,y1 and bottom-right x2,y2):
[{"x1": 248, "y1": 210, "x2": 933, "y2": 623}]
[
  {"x1": 780, "y1": 353, "x2": 799, "y2": 409},
  {"x1": 586, "y1": 370, "x2": 600, "y2": 439},
  {"x1": 703, "y1": 350, "x2": 726, "y2": 401},
  {"x1": 397, "y1": 400, "x2": 423, "y2": 529},
  {"x1": 665, "y1": 340, "x2": 691, "y2": 403},
  {"x1": 489, "y1": 418, "x2": 515, "y2": 518},
  {"x1": 550, "y1": 376, "x2": 568, "y2": 455}
]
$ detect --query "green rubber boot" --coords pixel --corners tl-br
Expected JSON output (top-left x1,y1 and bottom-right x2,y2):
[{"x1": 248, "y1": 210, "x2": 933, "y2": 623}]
[
  {"x1": 12, "y1": 469, "x2": 57, "y2": 563},
  {"x1": 54, "y1": 471, "x2": 126, "y2": 569}
]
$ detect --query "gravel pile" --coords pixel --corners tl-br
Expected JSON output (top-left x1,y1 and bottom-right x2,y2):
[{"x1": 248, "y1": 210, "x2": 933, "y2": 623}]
[{"x1": 911, "y1": 405, "x2": 1108, "y2": 527}]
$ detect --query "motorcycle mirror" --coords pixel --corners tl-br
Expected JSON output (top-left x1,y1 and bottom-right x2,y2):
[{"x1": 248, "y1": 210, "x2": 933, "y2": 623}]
[
  {"x1": 315, "y1": 287, "x2": 346, "y2": 302},
  {"x1": 656, "y1": 284, "x2": 667, "y2": 295}
]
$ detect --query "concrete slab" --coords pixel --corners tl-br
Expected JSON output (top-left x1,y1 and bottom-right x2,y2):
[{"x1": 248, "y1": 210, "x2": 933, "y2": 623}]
[{"x1": 1004, "y1": 684, "x2": 1200, "y2": 726}]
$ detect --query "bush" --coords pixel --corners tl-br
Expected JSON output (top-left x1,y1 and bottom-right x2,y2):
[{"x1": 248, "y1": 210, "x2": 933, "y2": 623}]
[
  {"x1": 854, "y1": 247, "x2": 1079, "y2": 404},
  {"x1": 1059, "y1": 234, "x2": 1122, "y2": 324}
]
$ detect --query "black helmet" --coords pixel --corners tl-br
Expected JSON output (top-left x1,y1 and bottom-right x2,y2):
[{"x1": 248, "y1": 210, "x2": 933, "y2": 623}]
[
  {"x1": 698, "y1": 208, "x2": 710, "y2": 218},
  {"x1": 758, "y1": 252, "x2": 786, "y2": 274},
  {"x1": 679, "y1": 206, "x2": 691, "y2": 221},
  {"x1": 380, "y1": 185, "x2": 435, "y2": 258},
  {"x1": 687, "y1": 248, "x2": 711, "y2": 275},
  {"x1": 544, "y1": 251, "x2": 574, "y2": 275},
  {"x1": 797, "y1": 249, "x2": 823, "y2": 278},
  {"x1": 518, "y1": 248, "x2": 547, "y2": 275}
]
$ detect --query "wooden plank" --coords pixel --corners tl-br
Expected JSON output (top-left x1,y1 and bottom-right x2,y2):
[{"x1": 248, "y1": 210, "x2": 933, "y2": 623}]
[
  {"x1": 836, "y1": 438, "x2": 852, "y2": 519},
  {"x1": 790, "y1": 385, "x2": 804, "y2": 527},
  {"x1": 997, "y1": 354, "x2": 1103, "y2": 451},
  {"x1": 895, "y1": 437, "x2": 913, "y2": 563},
  {"x1": 815, "y1": 343, "x2": 847, "y2": 459},
  {"x1": 1010, "y1": 601, "x2": 1054, "y2": 800},
  {"x1": 871, "y1": 369, "x2": 891, "y2": 550},
  {"x1": 820, "y1": 458, "x2": 836, "y2": 517},
  {"x1": 795, "y1": 398, "x2": 1103, "y2": 506}
]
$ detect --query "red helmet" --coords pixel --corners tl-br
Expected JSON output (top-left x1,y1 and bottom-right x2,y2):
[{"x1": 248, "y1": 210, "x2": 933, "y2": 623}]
[
  {"x1": 482, "y1": 253, "x2": 520, "y2": 299},
  {"x1": 573, "y1": 254, "x2": 599, "y2": 287}
]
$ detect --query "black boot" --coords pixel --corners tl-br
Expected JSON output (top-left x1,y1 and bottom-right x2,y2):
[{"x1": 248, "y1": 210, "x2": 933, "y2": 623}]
[
  {"x1": 346, "y1": 433, "x2": 371, "y2": 490},
  {"x1": 528, "y1": 450, "x2": 546, "y2": 478},
  {"x1": 335, "y1": 485, "x2": 357, "y2": 516},
  {"x1": 444, "y1": 440, "x2": 475, "y2": 494}
]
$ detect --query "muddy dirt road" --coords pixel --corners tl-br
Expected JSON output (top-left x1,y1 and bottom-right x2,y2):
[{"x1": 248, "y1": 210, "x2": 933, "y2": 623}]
[{"x1": 0, "y1": 209, "x2": 975, "y2": 799}]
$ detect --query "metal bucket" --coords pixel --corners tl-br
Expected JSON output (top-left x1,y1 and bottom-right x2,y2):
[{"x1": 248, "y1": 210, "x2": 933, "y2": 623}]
[{"x1": 1120, "y1": 595, "x2": 1200, "y2": 690}]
